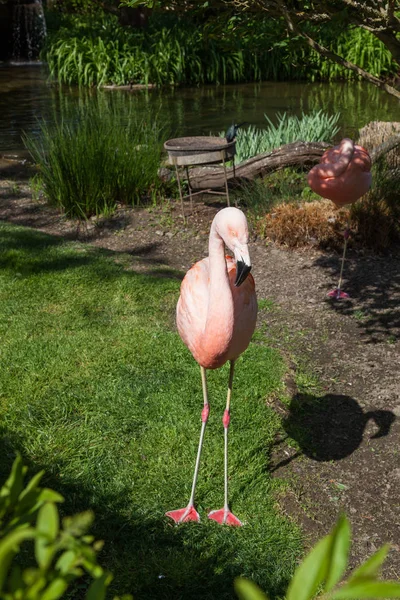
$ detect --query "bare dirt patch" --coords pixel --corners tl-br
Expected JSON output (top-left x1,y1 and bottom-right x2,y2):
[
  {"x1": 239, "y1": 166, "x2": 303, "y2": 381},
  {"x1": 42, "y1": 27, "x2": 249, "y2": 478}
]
[{"x1": 1, "y1": 169, "x2": 400, "y2": 577}]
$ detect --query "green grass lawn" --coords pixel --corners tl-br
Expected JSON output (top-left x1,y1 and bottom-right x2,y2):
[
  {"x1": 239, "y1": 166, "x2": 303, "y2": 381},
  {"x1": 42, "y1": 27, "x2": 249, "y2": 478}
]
[{"x1": 0, "y1": 222, "x2": 301, "y2": 599}]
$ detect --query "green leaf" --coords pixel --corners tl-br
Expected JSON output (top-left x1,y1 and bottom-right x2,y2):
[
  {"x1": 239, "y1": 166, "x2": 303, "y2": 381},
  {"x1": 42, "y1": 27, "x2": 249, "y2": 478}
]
[
  {"x1": 332, "y1": 581, "x2": 400, "y2": 599},
  {"x1": 17, "y1": 470, "x2": 45, "y2": 503},
  {"x1": 234, "y1": 577, "x2": 269, "y2": 600},
  {"x1": 41, "y1": 577, "x2": 69, "y2": 600},
  {"x1": 325, "y1": 514, "x2": 351, "y2": 591},
  {"x1": 0, "y1": 528, "x2": 36, "y2": 590},
  {"x1": 35, "y1": 503, "x2": 59, "y2": 570},
  {"x1": 55, "y1": 550, "x2": 77, "y2": 575},
  {"x1": 85, "y1": 572, "x2": 113, "y2": 600},
  {"x1": 348, "y1": 544, "x2": 390, "y2": 583},
  {"x1": 0, "y1": 454, "x2": 24, "y2": 511},
  {"x1": 37, "y1": 489, "x2": 64, "y2": 504},
  {"x1": 286, "y1": 534, "x2": 332, "y2": 600}
]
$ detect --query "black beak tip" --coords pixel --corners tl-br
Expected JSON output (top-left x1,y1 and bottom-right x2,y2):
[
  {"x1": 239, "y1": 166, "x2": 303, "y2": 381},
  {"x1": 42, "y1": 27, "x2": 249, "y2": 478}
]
[{"x1": 234, "y1": 260, "x2": 251, "y2": 287}]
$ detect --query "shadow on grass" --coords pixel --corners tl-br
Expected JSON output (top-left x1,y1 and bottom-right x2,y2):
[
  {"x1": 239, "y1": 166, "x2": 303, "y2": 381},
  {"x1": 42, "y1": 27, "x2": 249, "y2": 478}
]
[
  {"x1": 314, "y1": 252, "x2": 400, "y2": 343},
  {"x1": 273, "y1": 393, "x2": 396, "y2": 470},
  {"x1": 0, "y1": 225, "x2": 183, "y2": 281},
  {"x1": 0, "y1": 432, "x2": 291, "y2": 600}
]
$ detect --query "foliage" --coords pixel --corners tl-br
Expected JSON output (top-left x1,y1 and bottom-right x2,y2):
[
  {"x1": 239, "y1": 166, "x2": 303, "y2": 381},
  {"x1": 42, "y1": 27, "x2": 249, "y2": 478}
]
[
  {"x1": 236, "y1": 169, "x2": 309, "y2": 227},
  {"x1": 234, "y1": 112, "x2": 340, "y2": 163},
  {"x1": 43, "y1": 11, "x2": 399, "y2": 87},
  {"x1": 0, "y1": 222, "x2": 300, "y2": 598},
  {"x1": 23, "y1": 102, "x2": 166, "y2": 218},
  {"x1": 120, "y1": 0, "x2": 400, "y2": 99},
  {"x1": 0, "y1": 454, "x2": 130, "y2": 600},
  {"x1": 309, "y1": 27, "x2": 398, "y2": 82},
  {"x1": 350, "y1": 158, "x2": 400, "y2": 251},
  {"x1": 44, "y1": 12, "x2": 309, "y2": 86},
  {"x1": 235, "y1": 514, "x2": 400, "y2": 600}
]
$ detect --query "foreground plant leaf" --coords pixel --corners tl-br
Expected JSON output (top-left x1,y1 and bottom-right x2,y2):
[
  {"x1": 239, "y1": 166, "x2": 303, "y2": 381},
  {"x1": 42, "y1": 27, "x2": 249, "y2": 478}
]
[
  {"x1": 325, "y1": 514, "x2": 351, "y2": 592},
  {"x1": 347, "y1": 544, "x2": 390, "y2": 584},
  {"x1": 235, "y1": 577, "x2": 269, "y2": 600},
  {"x1": 286, "y1": 534, "x2": 332, "y2": 600},
  {"x1": 332, "y1": 581, "x2": 400, "y2": 599}
]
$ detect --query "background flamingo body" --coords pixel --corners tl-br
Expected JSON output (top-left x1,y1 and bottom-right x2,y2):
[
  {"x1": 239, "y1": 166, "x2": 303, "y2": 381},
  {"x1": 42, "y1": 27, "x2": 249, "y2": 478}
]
[
  {"x1": 308, "y1": 138, "x2": 372, "y2": 208},
  {"x1": 166, "y1": 207, "x2": 257, "y2": 526}
]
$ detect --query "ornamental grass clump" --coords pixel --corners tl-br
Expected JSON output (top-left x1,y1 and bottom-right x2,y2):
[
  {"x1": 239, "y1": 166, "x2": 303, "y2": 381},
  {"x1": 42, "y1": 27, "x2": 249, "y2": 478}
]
[
  {"x1": 235, "y1": 111, "x2": 340, "y2": 162},
  {"x1": 258, "y1": 199, "x2": 349, "y2": 249},
  {"x1": 24, "y1": 104, "x2": 165, "y2": 219}
]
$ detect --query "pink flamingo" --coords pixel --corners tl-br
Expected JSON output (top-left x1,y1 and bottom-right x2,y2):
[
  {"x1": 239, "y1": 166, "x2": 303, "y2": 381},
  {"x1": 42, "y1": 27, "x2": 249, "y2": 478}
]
[
  {"x1": 166, "y1": 207, "x2": 257, "y2": 526},
  {"x1": 308, "y1": 138, "x2": 372, "y2": 299}
]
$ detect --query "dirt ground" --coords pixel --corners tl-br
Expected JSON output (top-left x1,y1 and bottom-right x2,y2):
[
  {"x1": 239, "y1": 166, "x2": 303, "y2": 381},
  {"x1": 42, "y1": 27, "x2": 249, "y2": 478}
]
[{"x1": 1, "y1": 163, "x2": 400, "y2": 579}]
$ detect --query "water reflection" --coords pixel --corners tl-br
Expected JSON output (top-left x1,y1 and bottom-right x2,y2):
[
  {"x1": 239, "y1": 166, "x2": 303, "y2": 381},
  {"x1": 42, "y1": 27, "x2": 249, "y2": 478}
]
[{"x1": 1, "y1": 64, "x2": 399, "y2": 154}]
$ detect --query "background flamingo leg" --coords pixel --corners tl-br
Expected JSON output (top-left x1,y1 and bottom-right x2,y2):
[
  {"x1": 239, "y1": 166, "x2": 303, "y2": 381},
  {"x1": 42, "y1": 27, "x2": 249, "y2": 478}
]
[
  {"x1": 328, "y1": 226, "x2": 350, "y2": 300},
  {"x1": 208, "y1": 360, "x2": 242, "y2": 527},
  {"x1": 165, "y1": 366, "x2": 209, "y2": 524}
]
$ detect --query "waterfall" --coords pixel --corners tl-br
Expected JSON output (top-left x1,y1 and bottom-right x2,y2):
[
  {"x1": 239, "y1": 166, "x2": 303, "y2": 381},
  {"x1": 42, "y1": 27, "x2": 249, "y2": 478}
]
[{"x1": 11, "y1": 0, "x2": 47, "y2": 62}]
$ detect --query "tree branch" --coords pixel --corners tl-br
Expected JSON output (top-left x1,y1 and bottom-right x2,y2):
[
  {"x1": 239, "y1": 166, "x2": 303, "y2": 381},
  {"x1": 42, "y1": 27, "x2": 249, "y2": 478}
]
[{"x1": 281, "y1": 3, "x2": 400, "y2": 101}]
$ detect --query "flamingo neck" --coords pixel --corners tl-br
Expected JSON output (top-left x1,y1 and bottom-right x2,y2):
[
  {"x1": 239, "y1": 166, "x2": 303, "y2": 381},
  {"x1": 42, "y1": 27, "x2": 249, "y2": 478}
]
[{"x1": 203, "y1": 223, "x2": 234, "y2": 352}]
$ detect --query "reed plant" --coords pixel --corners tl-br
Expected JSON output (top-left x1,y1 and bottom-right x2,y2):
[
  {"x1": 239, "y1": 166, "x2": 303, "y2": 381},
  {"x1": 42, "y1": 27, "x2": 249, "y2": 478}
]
[
  {"x1": 43, "y1": 11, "x2": 398, "y2": 88},
  {"x1": 24, "y1": 103, "x2": 166, "y2": 218},
  {"x1": 234, "y1": 111, "x2": 341, "y2": 162}
]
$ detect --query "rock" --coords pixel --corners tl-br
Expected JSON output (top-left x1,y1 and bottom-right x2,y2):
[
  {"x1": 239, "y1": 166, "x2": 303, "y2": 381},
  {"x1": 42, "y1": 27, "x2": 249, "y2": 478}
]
[{"x1": 155, "y1": 230, "x2": 164, "y2": 236}]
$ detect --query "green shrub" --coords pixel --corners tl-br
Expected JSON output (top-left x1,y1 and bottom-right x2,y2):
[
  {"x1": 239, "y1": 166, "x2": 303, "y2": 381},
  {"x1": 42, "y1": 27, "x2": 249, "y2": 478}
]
[
  {"x1": 0, "y1": 453, "x2": 131, "y2": 600},
  {"x1": 43, "y1": 11, "x2": 399, "y2": 88},
  {"x1": 236, "y1": 514, "x2": 400, "y2": 600},
  {"x1": 24, "y1": 103, "x2": 167, "y2": 219},
  {"x1": 43, "y1": 12, "x2": 310, "y2": 87}
]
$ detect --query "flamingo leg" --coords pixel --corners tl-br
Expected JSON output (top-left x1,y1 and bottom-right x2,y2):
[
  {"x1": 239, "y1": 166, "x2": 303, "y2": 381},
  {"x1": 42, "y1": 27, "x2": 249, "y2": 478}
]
[
  {"x1": 165, "y1": 366, "x2": 209, "y2": 524},
  {"x1": 208, "y1": 360, "x2": 242, "y2": 526},
  {"x1": 328, "y1": 225, "x2": 350, "y2": 300}
]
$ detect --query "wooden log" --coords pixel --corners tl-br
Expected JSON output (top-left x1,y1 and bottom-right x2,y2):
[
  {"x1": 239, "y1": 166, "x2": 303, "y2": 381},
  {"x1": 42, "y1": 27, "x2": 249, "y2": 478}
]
[{"x1": 187, "y1": 141, "x2": 330, "y2": 190}]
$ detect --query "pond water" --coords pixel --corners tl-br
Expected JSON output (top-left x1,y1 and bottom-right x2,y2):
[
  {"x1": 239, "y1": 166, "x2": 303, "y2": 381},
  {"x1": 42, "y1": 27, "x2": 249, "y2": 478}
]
[{"x1": 1, "y1": 63, "x2": 399, "y2": 155}]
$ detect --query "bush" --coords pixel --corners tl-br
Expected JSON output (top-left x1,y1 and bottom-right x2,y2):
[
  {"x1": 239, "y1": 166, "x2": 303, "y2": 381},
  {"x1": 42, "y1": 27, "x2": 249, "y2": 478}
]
[
  {"x1": 236, "y1": 514, "x2": 400, "y2": 600},
  {"x1": 0, "y1": 453, "x2": 131, "y2": 600},
  {"x1": 43, "y1": 11, "x2": 399, "y2": 88},
  {"x1": 24, "y1": 103, "x2": 167, "y2": 219}
]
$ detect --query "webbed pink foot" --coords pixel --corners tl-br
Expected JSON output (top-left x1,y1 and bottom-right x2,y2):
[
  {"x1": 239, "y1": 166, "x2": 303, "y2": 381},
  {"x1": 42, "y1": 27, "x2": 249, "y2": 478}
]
[
  {"x1": 208, "y1": 507, "x2": 242, "y2": 526},
  {"x1": 165, "y1": 505, "x2": 200, "y2": 524},
  {"x1": 327, "y1": 288, "x2": 349, "y2": 300}
]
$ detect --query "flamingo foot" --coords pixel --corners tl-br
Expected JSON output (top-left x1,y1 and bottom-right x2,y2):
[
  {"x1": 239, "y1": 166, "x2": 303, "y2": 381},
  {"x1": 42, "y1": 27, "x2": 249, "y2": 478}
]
[
  {"x1": 208, "y1": 507, "x2": 242, "y2": 526},
  {"x1": 327, "y1": 288, "x2": 349, "y2": 300},
  {"x1": 165, "y1": 505, "x2": 200, "y2": 524}
]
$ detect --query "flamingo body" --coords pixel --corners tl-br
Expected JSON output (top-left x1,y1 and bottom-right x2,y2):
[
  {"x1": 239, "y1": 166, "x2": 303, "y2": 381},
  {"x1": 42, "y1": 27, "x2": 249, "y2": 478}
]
[
  {"x1": 308, "y1": 138, "x2": 372, "y2": 208},
  {"x1": 177, "y1": 256, "x2": 257, "y2": 369}
]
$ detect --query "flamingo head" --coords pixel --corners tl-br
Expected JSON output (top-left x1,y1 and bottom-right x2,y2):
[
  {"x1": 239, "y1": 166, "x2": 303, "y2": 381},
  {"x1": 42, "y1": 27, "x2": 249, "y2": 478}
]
[
  {"x1": 212, "y1": 207, "x2": 252, "y2": 287},
  {"x1": 307, "y1": 138, "x2": 372, "y2": 208}
]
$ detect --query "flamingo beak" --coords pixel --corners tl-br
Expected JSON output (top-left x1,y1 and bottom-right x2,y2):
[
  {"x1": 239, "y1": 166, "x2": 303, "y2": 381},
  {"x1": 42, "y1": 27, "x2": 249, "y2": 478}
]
[{"x1": 234, "y1": 245, "x2": 251, "y2": 287}]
